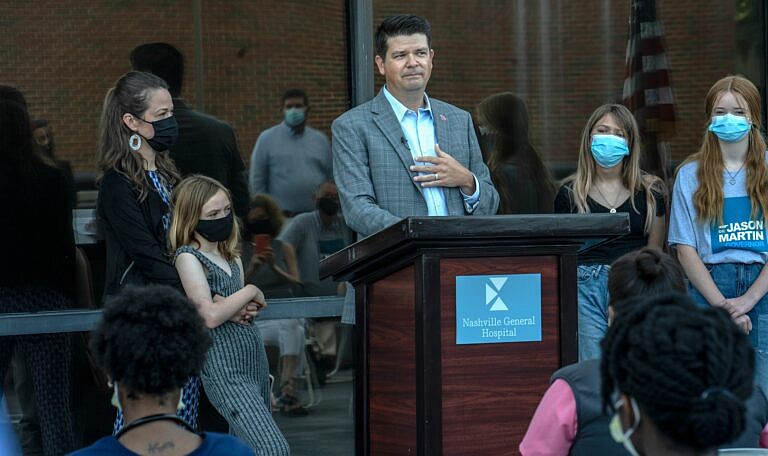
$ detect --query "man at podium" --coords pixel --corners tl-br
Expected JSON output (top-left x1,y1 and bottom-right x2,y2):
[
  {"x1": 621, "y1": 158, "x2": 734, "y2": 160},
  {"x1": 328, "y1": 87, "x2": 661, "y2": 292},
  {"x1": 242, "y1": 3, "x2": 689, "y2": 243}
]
[{"x1": 331, "y1": 14, "x2": 498, "y2": 238}]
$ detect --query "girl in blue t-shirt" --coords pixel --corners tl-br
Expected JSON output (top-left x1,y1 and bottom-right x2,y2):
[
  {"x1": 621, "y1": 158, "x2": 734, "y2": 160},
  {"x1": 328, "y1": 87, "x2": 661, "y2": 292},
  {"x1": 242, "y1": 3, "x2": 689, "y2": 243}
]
[{"x1": 669, "y1": 75, "x2": 768, "y2": 393}]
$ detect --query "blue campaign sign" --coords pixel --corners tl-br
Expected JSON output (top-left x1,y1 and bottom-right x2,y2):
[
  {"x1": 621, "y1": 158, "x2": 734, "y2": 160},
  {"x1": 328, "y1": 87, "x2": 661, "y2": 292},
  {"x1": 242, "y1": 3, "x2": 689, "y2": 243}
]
[
  {"x1": 710, "y1": 196, "x2": 768, "y2": 254},
  {"x1": 455, "y1": 273, "x2": 542, "y2": 345}
]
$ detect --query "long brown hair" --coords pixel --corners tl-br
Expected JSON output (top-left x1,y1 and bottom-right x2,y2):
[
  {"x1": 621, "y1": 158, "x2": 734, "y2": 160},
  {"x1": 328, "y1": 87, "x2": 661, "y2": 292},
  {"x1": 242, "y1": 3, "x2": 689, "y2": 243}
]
[
  {"x1": 562, "y1": 104, "x2": 665, "y2": 233},
  {"x1": 681, "y1": 75, "x2": 768, "y2": 224},
  {"x1": 97, "y1": 71, "x2": 180, "y2": 201},
  {"x1": 248, "y1": 193, "x2": 286, "y2": 237},
  {"x1": 476, "y1": 92, "x2": 556, "y2": 213},
  {"x1": 0, "y1": 85, "x2": 55, "y2": 169},
  {"x1": 169, "y1": 175, "x2": 240, "y2": 261}
]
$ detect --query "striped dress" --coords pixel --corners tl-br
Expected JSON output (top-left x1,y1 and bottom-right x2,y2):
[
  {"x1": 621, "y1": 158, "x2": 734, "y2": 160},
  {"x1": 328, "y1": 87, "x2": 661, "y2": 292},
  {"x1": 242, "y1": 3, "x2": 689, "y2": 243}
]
[{"x1": 176, "y1": 246, "x2": 290, "y2": 455}]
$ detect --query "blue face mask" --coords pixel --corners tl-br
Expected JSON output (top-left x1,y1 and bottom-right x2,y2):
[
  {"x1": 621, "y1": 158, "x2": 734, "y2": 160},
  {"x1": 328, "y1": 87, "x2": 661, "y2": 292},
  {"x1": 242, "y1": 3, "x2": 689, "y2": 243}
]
[
  {"x1": 591, "y1": 134, "x2": 629, "y2": 169},
  {"x1": 284, "y1": 108, "x2": 306, "y2": 127},
  {"x1": 709, "y1": 113, "x2": 751, "y2": 142}
]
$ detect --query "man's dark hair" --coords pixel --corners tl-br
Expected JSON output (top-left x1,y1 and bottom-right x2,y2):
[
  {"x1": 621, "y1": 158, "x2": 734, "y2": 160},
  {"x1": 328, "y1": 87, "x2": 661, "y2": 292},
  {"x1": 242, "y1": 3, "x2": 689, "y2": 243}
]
[
  {"x1": 31, "y1": 118, "x2": 49, "y2": 130},
  {"x1": 0, "y1": 98, "x2": 34, "y2": 165},
  {"x1": 601, "y1": 293, "x2": 753, "y2": 451},
  {"x1": 0, "y1": 84, "x2": 28, "y2": 108},
  {"x1": 130, "y1": 43, "x2": 184, "y2": 97},
  {"x1": 375, "y1": 14, "x2": 432, "y2": 59},
  {"x1": 89, "y1": 284, "x2": 211, "y2": 398},
  {"x1": 282, "y1": 88, "x2": 308, "y2": 106}
]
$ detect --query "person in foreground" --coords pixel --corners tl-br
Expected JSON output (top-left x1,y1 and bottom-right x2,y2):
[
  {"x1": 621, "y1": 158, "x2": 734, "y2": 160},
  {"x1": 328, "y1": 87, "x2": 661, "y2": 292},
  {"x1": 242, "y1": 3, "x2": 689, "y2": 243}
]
[
  {"x1": 602, "y1": 294, "x2": 755, "y2": 456},
  {"x1": 520, "y1": 249, "x2": 767, "y2": 455},
  {"x1": 70, "y1": 284, "x2": 253, "y2": 455}
]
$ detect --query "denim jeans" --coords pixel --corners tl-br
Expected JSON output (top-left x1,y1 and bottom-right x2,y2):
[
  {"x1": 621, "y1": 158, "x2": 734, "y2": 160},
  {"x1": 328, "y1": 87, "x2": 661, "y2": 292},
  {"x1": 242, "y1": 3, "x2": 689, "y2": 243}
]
[
  {"x1": 689, "y1": 263, "x2": 768, "y2": 396},
  {"x1": 577, "y1": 264, "x2": 611, "y2": 361}
]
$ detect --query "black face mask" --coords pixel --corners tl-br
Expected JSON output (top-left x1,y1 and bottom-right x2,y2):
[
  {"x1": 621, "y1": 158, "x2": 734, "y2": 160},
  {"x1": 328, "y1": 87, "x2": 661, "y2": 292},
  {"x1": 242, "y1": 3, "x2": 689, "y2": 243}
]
[
  {"x1": 245, "y1": 219, "x2": 273, "y2": 236},
  {"x1": 134, "y1": 114, "x2": 179, "y2": 151},
  {"x1": 316, "y1": 197, "x2": 340, "y2": 216},
  {"x1": 477, "y1": 133, "x2": 495, "y2": 160},
  {"x1": 196, "y1": 212, "x2": 234, "y2": 242},
  {"x1": 37, "y1": 143, "x2": 53, "y2": 157}
]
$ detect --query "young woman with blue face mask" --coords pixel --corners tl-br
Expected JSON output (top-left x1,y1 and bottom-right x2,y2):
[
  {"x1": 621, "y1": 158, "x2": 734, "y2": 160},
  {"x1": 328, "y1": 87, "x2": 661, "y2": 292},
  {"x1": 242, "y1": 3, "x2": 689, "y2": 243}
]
[
  {"x1": 554, "y1": 104, "x2": 666, "y2": 361},
  {"x1": 669, "y1": 75, "x2": 768, "y2": 394}
]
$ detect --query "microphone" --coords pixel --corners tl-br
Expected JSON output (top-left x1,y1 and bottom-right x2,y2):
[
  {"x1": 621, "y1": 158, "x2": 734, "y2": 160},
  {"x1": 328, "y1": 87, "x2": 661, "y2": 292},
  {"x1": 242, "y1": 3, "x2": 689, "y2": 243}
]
[{"x1": 401, "y1": 137, "x2": 410, "y2": 150}]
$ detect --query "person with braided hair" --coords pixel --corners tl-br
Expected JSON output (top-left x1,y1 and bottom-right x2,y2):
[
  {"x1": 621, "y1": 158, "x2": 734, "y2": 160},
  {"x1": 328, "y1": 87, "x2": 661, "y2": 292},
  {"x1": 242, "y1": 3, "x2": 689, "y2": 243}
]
[
  {"x1": 601, "y1": 293, "x2": 754, "y2": 455},
  {"x1": 520, "y1": 248, "x2": 768, "y2": 455}
]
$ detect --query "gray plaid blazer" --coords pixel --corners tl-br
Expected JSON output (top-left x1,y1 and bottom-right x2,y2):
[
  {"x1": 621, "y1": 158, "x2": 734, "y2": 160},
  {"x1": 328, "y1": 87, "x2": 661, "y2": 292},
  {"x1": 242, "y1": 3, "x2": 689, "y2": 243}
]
[{"x1": 332, "y1": 89, "x2": 499, "y2": 237}]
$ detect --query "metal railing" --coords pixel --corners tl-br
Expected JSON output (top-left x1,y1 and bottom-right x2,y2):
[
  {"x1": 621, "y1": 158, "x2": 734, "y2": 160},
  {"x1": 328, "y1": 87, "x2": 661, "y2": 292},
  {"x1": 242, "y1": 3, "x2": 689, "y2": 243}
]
[{"x1": 0, "y1": 295, "x2": 345, "y2": 336}]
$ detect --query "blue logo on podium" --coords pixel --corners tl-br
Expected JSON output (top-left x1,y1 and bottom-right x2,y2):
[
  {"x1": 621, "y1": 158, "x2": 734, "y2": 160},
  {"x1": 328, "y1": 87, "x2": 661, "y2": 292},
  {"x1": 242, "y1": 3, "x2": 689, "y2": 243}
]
[{"x1": 456, "y1": 274, "x2": 542, "y2": 345}]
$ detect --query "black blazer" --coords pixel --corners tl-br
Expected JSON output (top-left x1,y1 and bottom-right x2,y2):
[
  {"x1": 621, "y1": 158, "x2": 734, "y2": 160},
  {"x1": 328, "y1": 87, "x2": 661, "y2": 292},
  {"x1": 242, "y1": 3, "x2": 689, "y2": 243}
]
[
  {"x1": 170, "y1": 99, "x2": 250, "y2": 217},
  {"x1": 0, "y1": 160, "x2": 76, "y2": 302},
  {"x1": 97, "y1": 169, "x2": 180, "y2": 299}
]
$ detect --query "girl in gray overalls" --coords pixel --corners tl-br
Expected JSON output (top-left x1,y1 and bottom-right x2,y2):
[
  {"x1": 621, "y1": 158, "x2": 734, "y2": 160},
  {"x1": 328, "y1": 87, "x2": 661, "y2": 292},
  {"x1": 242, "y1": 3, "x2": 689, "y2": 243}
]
[{"x1": 170, "y1": 175, "x2": 290, "y2": 455}]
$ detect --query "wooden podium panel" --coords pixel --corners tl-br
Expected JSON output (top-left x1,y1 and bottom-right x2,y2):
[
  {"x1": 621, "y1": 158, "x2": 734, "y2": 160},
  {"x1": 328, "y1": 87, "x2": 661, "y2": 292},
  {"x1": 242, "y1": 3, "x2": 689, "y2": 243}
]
[
  {"x1": 368, "y1": 265, "x2": 417, "y2": 454},
  {"x1": 439, "y1": 256, "x2": 560, "y2": 455},
  {"x1": 320, "y1": 215, "x2": 629, "y2": 456}
]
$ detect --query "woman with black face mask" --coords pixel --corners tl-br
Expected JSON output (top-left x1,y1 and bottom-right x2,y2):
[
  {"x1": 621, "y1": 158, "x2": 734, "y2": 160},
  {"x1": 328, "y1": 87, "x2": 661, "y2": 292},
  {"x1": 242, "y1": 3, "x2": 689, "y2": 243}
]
[
  {"x1": 97, "y1": 71, "x2": 181, "y2": 298},
  {"x1": 95, "y1": 71, "x2": 192, "y2": 433},
  {"x1": 169, "y1": 176, "x2": 290, "y2": 452},
  {"x1": 244, "y1": 194, "x2": 309, "y2": 415},
  {"x1": 244, "y1": 193, "x2": 301, "y2": 295}
]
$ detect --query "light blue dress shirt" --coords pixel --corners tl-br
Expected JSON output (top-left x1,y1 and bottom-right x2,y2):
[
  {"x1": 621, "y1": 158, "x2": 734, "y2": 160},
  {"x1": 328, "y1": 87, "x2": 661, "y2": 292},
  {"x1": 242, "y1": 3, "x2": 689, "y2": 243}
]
[{"x1": 382, "y1": 86, "x2": 480, "y2": 216}]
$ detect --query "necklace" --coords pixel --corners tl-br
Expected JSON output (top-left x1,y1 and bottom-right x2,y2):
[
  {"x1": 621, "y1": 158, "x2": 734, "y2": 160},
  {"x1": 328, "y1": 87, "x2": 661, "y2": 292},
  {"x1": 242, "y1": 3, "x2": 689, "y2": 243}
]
[
  {"x1": 724, "y1": 161, "x2": 746, "y2": 185},
  {"x1": 115, "y1": 413, "x2": 196, "y2": 439},
  {"x1": 593, "y1": 184, "x2": 625, "y2": 213}
]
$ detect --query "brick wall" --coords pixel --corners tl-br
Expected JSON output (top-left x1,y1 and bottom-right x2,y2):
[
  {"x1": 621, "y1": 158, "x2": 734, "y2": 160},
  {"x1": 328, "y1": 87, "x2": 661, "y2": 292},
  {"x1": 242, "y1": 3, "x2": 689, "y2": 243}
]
[
  {"x1": 374, "y1": 0, "x2": 752, "y2": 163},
  {"x1": 0, "y1": 0, "x2": 348, "y2": 171},
  {"x1": 0, "y1": 1, "x2": 761, "y2": 170}
]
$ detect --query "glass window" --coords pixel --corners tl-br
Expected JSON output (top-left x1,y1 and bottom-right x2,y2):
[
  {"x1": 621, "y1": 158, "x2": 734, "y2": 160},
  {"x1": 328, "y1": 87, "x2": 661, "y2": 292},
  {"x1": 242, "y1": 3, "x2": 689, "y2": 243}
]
[{"x1": 1, "y1": 2, "x2": 353, "y2": 454}]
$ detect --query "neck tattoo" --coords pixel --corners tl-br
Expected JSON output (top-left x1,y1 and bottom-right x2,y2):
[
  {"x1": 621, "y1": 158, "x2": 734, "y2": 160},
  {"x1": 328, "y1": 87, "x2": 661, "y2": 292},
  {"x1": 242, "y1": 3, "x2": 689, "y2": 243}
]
[{"x1": 147, "y1": 441, "x2": 175, "y2": 454}]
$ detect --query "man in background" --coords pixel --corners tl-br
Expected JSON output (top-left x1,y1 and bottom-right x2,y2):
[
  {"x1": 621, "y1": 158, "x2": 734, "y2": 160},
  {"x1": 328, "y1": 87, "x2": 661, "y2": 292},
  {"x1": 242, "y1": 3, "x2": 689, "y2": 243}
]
[
  {"x1": 249, "y1": 89, "x2": 332, "y2": 217},
  {"x1": 279, "y1": 181, "x2": 352, "y2": 295},
  {"x1": 130, "y1": 42, "x2": 250, "y2": 216}
]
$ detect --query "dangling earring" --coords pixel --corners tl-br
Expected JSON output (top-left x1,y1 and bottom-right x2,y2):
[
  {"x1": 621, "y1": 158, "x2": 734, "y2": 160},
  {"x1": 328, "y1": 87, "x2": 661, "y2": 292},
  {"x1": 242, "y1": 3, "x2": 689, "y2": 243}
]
[
  {"x1": 111, "y1": 383, "x2": 123, "y2": 411},
  {"x1": 177, "y1": 386, "x2": 185, "y2": 412},
  {"x1": 129, "y1": 134, "x2": 142, "y2": 151}
]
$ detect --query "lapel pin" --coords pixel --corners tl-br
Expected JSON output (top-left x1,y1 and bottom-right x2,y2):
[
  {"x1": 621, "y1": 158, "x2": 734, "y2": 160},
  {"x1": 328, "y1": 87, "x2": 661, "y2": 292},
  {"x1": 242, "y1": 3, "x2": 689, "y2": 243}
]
[{"x1": 440, "y1": 114, "x2": 447, "y2": 121}]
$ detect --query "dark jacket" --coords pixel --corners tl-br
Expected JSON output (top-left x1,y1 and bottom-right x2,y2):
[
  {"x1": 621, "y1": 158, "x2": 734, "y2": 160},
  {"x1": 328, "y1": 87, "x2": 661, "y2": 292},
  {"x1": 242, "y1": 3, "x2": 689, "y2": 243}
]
[
  {"x1": 170, "y1": 99, "x2": 249, "y2": 216},
  {"x1": 553, "y1": 359, "x2": 768, "y2": 455},
  {"x1": 97, "y1": 169, "x2": 180, "y2": 299},
  {"x1": 0, "y1": 160, "x2": 75, "y2": 302}
]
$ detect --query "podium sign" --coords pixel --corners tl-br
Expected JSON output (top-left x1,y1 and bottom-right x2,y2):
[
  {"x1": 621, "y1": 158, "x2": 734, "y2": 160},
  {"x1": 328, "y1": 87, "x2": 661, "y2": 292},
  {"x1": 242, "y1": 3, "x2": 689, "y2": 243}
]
[
  {"x1": 455, "y1": 273, "x2": 542, "y2": 345},
  {"x1": 321, "y1": 214, "x2": 629, "y2": 456}
]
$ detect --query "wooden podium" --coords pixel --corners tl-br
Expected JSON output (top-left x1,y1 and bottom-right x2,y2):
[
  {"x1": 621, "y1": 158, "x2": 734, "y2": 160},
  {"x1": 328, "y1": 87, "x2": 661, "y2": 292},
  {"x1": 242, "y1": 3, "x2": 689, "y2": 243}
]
[{"x1": 320, "y1": 214, "x2": 629, "y2": 456}]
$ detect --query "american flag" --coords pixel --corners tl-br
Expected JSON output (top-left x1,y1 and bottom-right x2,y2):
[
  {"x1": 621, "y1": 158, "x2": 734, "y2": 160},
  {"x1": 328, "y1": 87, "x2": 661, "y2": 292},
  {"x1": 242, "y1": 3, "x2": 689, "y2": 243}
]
[{"x1": 622, "y1": 0, "x2": 676, "y2": 181}]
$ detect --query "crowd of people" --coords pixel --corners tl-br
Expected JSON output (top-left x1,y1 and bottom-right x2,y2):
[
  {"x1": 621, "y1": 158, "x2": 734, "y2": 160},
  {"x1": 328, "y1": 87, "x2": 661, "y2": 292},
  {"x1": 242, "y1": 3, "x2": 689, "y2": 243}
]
[{"x1": 2, "y1": 11, "x2": 768, "y2": 456}]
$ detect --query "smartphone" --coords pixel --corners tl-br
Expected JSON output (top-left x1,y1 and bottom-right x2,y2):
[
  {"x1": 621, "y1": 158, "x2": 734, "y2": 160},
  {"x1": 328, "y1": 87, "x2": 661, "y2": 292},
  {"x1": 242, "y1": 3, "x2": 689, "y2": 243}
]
[{"x1": 254, "y1": 234, "x2": 270, "y2": 253}]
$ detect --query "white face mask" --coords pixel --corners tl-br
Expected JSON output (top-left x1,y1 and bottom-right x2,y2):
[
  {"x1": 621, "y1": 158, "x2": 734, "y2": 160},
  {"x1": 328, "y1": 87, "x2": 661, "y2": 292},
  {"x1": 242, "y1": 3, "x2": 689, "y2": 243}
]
[
  {"x1": 111, "y1": 382, "x2": 185, "y2": 412},
  {"x1": 609, "y1": 395, "x2": 641, "y2": 456}
]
